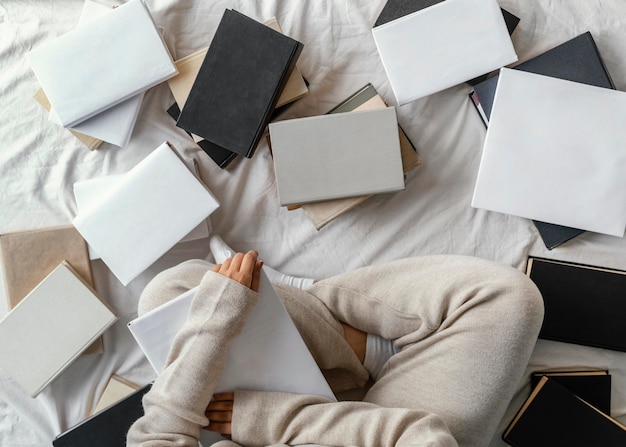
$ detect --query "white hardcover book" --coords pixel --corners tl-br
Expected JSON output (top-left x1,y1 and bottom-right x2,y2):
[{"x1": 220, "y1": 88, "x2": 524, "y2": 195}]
[
  {"x1": 471, "y1": 68, "x2": 626, "y2": 237},
  {"x1": 72, "y1": 142, "x2": 219, "y2": 285},
  {"x1": 269, "y1": 107, "x2": 405, "y2": 206},
  {"x1": 0, "y1": 262, "x2": 117, "y2": 397},
  {"x1": 128, "y1": 269, "x2": 335, "y2": 445},
  {"x1": 372, "y1": 0, "x2": 517, "y2": 105},
  {"x1": 27, "y1": 0, "x2": 177, "y2": 128},
  {"x1": 45, "y1": 0, "x2": 144, "y2": 147},
  {"x1": 73, "y1": 170, "x2": 210, "y2": 261}
]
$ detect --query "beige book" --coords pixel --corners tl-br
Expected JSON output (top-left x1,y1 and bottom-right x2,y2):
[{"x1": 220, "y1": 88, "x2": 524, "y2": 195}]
[
  {"x1": 33, "y1": 88, "x2": 103, "y2": 150},
  {"x1": 0, "y1": 262, "x2": 117, "y2": 397},
  {"x1": 93, "y1": 374, "x2": 140, "y2": 414},
  {"x1": 0, "y1": 225, "x2": 103, "y2": 354}
]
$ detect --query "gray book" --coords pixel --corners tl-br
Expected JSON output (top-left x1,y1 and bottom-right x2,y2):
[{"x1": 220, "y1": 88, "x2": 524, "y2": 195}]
[{"x1": 269, "y1": 107, "x2": 405, "y2": 206}]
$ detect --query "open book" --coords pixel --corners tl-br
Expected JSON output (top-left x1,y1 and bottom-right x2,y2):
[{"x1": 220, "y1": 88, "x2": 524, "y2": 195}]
[{"x1": 128, "y1": 268, "x2": 335, "y2": 445}]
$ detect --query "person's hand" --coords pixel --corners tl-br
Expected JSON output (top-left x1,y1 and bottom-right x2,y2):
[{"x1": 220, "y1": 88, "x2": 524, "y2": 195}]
[
  {"x1": 204, "y1": 392, "x2": 234, "y2": 437},
  {"x1": 212, "y1": 250, "x2": 263, "y2": 292}
]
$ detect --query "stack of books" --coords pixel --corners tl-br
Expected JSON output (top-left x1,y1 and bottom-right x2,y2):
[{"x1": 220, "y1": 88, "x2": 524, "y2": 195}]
[
  {"x1": 502, "y1": 370, "x2": 626, "y2": 446},
  {"x1": 470, "y1": 31, "x2": 626, "y2": 242},
  {"x1": 173, "y1": 9, "x2": 305, "y2": 166},
  {"x1": 27, "y1": 0, "x2": 177, "y2": 148}
]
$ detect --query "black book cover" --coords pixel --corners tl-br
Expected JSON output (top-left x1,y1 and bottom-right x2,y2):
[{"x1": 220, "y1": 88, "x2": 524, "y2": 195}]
[
  {"x1": 531, "y1": 220, "x2": 585, "y2": 251},
  {"x1": 176, "y1": 9, "x2": 304, "y2": 158},
  {"x1": 167, "y1": 103, "x2": 238, "y2": 169},
  {"x1": 530, "y1": 370, "x2": 611, "y2": 413},
  {"x1": 53, "y1": 383, "x2": 152, "y2": 447},
  {"x1": 526, "y1": 257, "x2": 626, "y2": 352},
  {"x1": 473, "y1": 31, "x2": 615, "y2": 122},
  {"x1": 503, "y1": 377, "x2": 626, "y2": 447}
]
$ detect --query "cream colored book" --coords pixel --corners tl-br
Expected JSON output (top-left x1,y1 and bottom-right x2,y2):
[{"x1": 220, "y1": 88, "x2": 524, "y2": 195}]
[
  {"x1": 0, "y1": 262, "x2": 117, "y2": 397},
  {"x1": 72, "y1": 142, "x2": 220, "y2": 285},
  {"x1": 93, "y1": 375, "x2": 140, "y2": 414}
]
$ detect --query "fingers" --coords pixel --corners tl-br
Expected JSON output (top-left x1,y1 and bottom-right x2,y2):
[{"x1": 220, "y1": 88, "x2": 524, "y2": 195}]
[
  {"x1": 251, "y1": 260, "x2": 263, "y2": 293},
  {"x1": 212, "y1": 250, "x2": 260, "y2": 290},
  {"x1": 204, "y1": 392, "x2": 234, "y2": 437}
]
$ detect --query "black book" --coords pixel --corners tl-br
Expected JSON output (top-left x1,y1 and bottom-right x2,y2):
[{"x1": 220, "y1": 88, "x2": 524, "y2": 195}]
[
  {"x1": 53, "y1": 383, "x2": 151, "y2": 447},
  {"x1": 526, "y1": 257, "x2": 626, "y2": 352},
  {"x1": 530, "y1": 370, "x2": 611, "y2": 414},
  {"x1": 167, "y1": 102, "x2": 238, "y2": 169},
  {"x1": 503, "y1": 377, "x2": 626, "y2": 447},
  {"x1": 176, "y1": 9, "x2": 304, "y2": 158},
  {"x1": 472, "y1": 31, "x2": 615, "y2": 124},
  {"x1": 530, "y1": 221, "x2": 585, "y2": 251}
]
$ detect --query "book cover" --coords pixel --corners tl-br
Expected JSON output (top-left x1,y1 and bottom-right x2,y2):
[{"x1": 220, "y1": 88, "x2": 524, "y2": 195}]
[
  {"x1": 93, "y1": 375, "x2": 141, "y2": 414},
  {"x1": 72, "y1": 142, "x2": 220, "y2": 286},
  {"x1": 53, "y1": 383, "x2": 151, "y2": 447},
  {"x1": 0, "y1": 262, "x2": 117, "y2": 397},
  {"x1": 166, "y1": 102, "x2": 238, "y2": 169},
  {"x1": 503, "y1": 377, "x2": 626, "y2": 446},
  {"x1": 471, "y1": 68, "x2": 626, "y2": 237},
  {"x1": 0, "y1": 225, "x2": 103, "y2": 355},
  {"x1": 176, "y1": 9, "x2": 304, "y2": 158},
  {"x1": 269, "y1": 107, "x2": 405, "y2": 206},
  {"x1": 300, "y1": 83, "x2": 421, "y2": 229},
  {"x1": 526, "y1": 257, "x2": 626, "y2": 351},
  {"x1": 128, "y1": 269, "x2": 335, "y2": 445},
  {"x1": 530, "y1": 370, "x2": 611, "y2": 413},
  {"x1": 531, "y1": 220, "x2": 585, "y2": 251},
  {"x1": 26, "y1": 0, "x2": 177, "y2": 128},
  {"x1": 372, "y1": 0, "x2": 517, "y2": 105}
]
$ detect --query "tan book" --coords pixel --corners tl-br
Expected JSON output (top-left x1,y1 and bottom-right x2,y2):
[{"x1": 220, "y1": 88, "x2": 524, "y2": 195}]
[
  {"x1": 0, "y1": 225, "x2": 102, "y2": 354},
  {"x1": 33, "y1": 88, "x2": 103, "y2": 150},
  {"x1": 299, "y1": 84, "x2": 421, "y2": 229},
  {"x1": 0, "y1": 262, "x2": 117, "y2": 397},
  {"x1": 93, "y1": 374, "x2": 140, "y2": 414}
]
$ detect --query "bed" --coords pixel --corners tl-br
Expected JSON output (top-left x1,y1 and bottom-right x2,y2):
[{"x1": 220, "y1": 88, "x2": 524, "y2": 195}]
[{"x1": 1, "y1": 0, "x2": 626, "y2": 445}]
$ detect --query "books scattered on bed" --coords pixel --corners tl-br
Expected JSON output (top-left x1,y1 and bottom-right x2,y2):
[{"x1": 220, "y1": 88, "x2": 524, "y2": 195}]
[
  {"x1": 0, "y1": 262, "x2": 117, "y2": 397},
  {"x1": 27, "y1": 0, "x2": 175, "y2": 147},
  {"x1": 502, "y1": 371, "x2": 625, "y2": 446},
  {"x1": 72, "y1": 141, "x2": 219, "y2": 286},
  {"x1": 372, "y1": 0, "x2": 517, "y2": 105}
]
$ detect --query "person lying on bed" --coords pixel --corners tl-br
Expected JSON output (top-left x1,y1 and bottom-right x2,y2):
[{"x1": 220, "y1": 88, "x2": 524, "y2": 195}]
[{"x1": 126, "y1": 236, "x2": 543, "y2": 447}]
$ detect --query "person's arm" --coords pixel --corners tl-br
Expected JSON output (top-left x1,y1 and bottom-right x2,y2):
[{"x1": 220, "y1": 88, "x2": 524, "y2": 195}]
[
  {"x1": 126, "y1": 252, "x2": 261, "y2": 447},
  {"x1": 230, "y1": 390, "x2": 458, "y2": 447}
]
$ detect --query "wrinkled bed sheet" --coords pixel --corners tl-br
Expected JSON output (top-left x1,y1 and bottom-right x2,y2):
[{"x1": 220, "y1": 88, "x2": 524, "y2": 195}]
[{"x1": 1, "y1": 1, "x2": 626, "y2": 445}]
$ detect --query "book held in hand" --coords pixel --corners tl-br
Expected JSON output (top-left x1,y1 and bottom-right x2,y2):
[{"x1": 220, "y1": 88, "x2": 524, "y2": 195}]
[
  {"x1": 176, "y1": 9, "x2": 304, "y2": 158},
  {"x1": 0, "y1": 262, "x2": 117, "y2": 397},
  {"x1": 269, "y1": 107, "x2": 405, "y2": 206},
  {"x1": 128, "y1": 269, "x2": 335, "y2": 445},
  {"x1": 72, "y1": 142, "x2": 219, "y2": 286},
  {"x1": 26, "y1": 0, "x2": 176, "y2": 128},
  {"x1": 372, "y1": 0, "x2": 517, "y2": 105},
  {"x1": 526, "y1": 257, "x2": 626, "y2": 351}
]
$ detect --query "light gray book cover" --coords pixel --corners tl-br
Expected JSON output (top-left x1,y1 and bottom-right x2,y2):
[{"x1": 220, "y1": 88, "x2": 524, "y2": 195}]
[{"x1": 269, "y1": 107, "x2": 405, "y2": 206}]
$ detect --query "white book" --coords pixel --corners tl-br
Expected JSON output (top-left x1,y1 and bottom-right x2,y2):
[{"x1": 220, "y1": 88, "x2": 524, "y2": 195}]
[
  {"x1": 372, "y1": 0, "x2": 517, "y2": 105},
  {"x1": 73, "y1": 168, "x2": 210, "y2": 261},
  {"x1": 471, "y1": 68, "x2": 626, "y2": 237},
  {"x1": 128, "y1": 268, "x2": 335, "y2": 446},
  {"x1": 27, "y1": 0, "x2": 176, "y2": 128},
  {"x1": 269, "y1": 107, "x2": 405, "y2": 206},
  {"x1": 45, "y1": 0, "x2": 144, "y2": 147},
  {"x1": 72, "y1": 142, "x2": 219, "y2": 285},
  {"x1": 0, "y1": 262, "x2": 117, "y2": 397}
]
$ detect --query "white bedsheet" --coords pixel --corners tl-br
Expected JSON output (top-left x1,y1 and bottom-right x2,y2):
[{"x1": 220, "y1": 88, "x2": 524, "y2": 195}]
[{"x1": 1, "y1": 1, "x2": 626, "y2": 445}]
